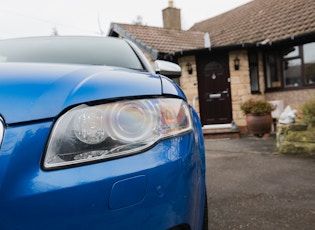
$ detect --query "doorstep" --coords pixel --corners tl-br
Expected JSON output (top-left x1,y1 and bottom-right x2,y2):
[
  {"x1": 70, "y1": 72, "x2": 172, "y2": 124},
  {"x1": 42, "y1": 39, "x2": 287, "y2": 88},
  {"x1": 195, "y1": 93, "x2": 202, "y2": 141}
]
[{"x1": 202, "y1": 124, "x2": 241, "y2": 139}]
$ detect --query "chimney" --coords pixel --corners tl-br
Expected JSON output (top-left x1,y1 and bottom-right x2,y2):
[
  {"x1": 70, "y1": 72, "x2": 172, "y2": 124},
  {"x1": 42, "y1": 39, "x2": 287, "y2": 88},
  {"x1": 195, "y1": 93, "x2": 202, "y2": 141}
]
[
  {"x1": 169, "y1": 0, "x2": 174, "y2": 7},
  {"x1": 162, "y1": 0, "x2": 181, "y2": 30}
]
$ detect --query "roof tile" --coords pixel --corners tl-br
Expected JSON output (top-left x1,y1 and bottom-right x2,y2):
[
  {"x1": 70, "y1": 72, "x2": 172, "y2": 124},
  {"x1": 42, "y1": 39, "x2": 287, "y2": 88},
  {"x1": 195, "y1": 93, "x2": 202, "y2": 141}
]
[
  {"x1": 110, "y1": 0, "x2": 314, "y2": 54},
  {"x1": 190, "y1": 0, "x2": 315, "y2": 46},
  {"x1": 114, "y1": 23, "x2": 205, "y2": 53}
]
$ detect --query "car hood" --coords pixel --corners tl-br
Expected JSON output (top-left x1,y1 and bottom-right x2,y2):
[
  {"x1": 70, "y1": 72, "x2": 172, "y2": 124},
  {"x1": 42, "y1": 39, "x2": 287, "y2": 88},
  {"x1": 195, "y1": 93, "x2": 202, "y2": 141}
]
[{"x1": 0, "y1": 63, "x2": 164, "y2": 124}]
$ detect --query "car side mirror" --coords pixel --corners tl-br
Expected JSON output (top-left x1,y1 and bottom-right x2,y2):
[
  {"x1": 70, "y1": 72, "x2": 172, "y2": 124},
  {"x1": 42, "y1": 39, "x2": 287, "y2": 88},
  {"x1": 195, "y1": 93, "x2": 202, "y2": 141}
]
[{"x1": 155, "y1": 60, "x2": 181, "y2": 78}]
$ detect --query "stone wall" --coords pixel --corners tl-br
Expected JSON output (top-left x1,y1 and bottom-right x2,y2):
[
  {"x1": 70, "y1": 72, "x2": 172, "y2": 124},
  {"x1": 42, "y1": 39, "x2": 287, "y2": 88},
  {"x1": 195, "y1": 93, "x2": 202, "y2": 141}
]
[
  {"x1": 229, "y1": 50, "x2": 266, "y2": 132},
  {"x1": 229, "y1": 50, "x2": 250, "y2": 128},
  {"x1": 178, "y1": 55, "x2": 200, "y2": 116},
  {"x1": 277, "y1": 122, "x2": 315, "y2": 156},
  {"x1": 265, "y1": 89, "x2": 315, "y2": 111}
]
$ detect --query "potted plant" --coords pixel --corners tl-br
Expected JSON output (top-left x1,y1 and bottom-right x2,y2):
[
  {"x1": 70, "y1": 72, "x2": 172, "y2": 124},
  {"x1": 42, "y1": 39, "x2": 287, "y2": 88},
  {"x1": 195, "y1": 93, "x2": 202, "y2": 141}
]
[{"x1": 240, "y1": 99, "x2": 276, "y2": 137}]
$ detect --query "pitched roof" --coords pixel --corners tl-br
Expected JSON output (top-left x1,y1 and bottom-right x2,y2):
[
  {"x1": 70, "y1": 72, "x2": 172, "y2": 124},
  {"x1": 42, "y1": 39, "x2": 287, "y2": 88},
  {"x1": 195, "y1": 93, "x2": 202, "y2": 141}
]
[
  {"x1": 109, "y1": 0, "x2": 315, "y2": 58},
  {"x1": 109, "y1": 23, "x2": 205, "y2": 59},
  {"x1": 190, "y1": 0, "x2": 315, "y2": 46}
]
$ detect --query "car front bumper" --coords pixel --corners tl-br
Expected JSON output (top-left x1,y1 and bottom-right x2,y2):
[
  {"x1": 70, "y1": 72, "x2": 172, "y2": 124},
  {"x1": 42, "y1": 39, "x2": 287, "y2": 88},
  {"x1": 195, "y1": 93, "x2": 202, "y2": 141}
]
[{"x1": 0, "y1": 119, "x2": 206, "y2": 230}]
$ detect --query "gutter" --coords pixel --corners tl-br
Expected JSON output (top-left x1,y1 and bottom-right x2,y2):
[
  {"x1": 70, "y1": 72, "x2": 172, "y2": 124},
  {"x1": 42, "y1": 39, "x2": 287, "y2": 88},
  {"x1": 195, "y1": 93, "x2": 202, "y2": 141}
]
[
  {"x1": 166, "y1": 30, "x2": 315, "y2": 59},
  {"x1": 165, "y1": 42, "x2": 253, "y2": 59}
]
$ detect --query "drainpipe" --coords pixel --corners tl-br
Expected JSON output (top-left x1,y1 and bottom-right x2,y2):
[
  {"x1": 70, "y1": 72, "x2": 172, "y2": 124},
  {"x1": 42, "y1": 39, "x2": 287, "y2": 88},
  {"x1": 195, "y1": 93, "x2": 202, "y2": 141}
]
[{"x1": 192, "y1": 96, "x2": 199, "y2": 110}]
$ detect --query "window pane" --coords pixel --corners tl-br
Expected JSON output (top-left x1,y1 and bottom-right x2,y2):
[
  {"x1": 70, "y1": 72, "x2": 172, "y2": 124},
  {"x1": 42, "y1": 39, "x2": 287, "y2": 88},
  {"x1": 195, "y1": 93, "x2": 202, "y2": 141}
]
[
  {"x1": 283, "y1": 59, "x2": 302, "y2": 87},
  {"x1": 0, "y1": 37, "x2": 144, "y2": 70},
  {"x1": 266, "y1": 52, "x2": 281, "y2": 88},
  {"x1": 250, "y1": 66, "x2": 259, "y2": 91},
  {"x1": 283, "y1": 46, "x2": 299, "y2": 58},
  {"x1": 248, "y1": 51, "x2": 259, "y2": 92},
  {"x1": 303, "y1": 42, "x2": 315, "y2": 85}
]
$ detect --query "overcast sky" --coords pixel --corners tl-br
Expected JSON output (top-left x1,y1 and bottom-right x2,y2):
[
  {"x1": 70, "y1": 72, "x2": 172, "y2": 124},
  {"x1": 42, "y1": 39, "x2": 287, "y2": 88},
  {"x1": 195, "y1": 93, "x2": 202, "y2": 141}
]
[{"x1": 0, "y1": 0, "x2": 252, "y2": 39}]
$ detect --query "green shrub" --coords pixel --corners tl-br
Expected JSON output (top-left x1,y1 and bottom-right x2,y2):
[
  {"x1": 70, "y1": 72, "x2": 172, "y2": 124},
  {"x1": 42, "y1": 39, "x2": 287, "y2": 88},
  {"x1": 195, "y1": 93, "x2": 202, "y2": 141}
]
[
  {"x1": 301, "y1": 99, "x2": 315, "y2": 125},
  {"x1": 240, "y1": 99, "x2": 276, "y2": 116}
]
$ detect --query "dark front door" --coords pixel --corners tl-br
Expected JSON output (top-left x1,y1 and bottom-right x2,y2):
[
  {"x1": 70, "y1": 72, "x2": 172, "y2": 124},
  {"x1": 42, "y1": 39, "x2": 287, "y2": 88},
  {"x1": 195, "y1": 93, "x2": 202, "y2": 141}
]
[{"x1": 197, "y1": 52, "x2": 232, "y2": 125}]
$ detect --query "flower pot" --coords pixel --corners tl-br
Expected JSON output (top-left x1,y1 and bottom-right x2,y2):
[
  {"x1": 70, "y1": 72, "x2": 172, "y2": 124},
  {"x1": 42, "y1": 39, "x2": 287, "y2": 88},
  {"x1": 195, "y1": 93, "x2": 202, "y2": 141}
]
[{"x1": 246, "y1": 114, "x2": 272, "y2": 137}]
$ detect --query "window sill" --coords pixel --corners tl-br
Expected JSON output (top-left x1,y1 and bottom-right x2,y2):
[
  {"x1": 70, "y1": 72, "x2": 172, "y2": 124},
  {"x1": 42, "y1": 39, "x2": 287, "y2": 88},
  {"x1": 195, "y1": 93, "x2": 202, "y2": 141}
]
[{"x1": 265, "y1": 84, "x2": 315, "y2": 93}]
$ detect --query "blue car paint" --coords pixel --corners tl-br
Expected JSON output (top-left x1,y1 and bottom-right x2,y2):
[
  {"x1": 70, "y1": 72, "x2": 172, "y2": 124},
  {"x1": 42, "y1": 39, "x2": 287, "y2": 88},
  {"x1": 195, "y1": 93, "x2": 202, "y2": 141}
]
[
  {"x1": 0, "y1": 61, "x2": 206, "y2": 229},
  {"x1": 0, "y1": 63, "x2": 162, "y2": 124},
  {"x1": 160, "y1": 75, "x2": 187, "y2": 101}
]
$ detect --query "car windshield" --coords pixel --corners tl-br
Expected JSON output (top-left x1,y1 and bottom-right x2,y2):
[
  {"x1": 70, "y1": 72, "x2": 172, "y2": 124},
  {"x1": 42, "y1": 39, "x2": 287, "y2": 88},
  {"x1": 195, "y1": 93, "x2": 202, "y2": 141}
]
[{"x1": 0, "y1": 36, "x2": 144, "y2": 70}]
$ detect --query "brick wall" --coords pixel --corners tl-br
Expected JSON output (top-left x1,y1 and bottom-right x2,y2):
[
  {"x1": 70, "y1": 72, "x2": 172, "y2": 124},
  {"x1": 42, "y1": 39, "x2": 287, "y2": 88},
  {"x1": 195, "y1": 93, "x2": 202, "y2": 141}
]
[
  {"x1": 229, "y1": 50, "x2": 252, "y2": 128},
  {"x1": 265, "y1": 89, "x2": 315, "y2": 111},
  {"x1": 162, "y1": 7, "x2": 181, "y2": 30},
  {"x1": 178, "y1": 56, "x2": 200, "y2": 116}
]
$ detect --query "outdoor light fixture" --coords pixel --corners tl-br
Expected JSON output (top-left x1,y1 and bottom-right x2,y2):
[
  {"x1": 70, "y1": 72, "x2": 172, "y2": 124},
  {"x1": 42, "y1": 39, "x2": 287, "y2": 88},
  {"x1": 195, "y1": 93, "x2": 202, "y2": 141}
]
[
  {"x1": 186, "y1": 62, "x2": 193, "y2": 75},
  {"x1": 234, "y1": 57, "x2": 240, "y2": 70}
]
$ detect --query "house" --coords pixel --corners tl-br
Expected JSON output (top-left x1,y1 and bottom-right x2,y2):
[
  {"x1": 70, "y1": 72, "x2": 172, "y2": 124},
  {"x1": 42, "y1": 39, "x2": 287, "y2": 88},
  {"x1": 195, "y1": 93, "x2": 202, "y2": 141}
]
[{"x1": 108, "y1": 0, "x2": 315, "y2": 135}]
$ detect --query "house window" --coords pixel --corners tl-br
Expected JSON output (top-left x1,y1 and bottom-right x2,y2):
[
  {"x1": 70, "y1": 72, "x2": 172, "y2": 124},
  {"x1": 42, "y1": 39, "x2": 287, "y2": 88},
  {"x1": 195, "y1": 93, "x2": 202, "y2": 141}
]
[
  {"x1": 283, "y1": 46, "x2": 302, "y2": 87},
  {"x1": 304, "y1": 42, "x2": 315, "y2": 84},
  {"x1": 265, "y1": 51, "x2": 281, "y2": 88},
  {"x1": 248, "y1": 51, "x2": 259, "y2": 93},
  {"x1": 265, "y1": 42, "x2": 315, "y2": 90}
]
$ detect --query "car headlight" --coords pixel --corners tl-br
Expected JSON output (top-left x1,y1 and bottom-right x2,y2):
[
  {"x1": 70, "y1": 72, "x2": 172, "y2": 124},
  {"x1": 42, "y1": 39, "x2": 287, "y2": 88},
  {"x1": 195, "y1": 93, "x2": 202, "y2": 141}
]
[{"x1": 43, "y1": 98, "x2": 192, "y2": 169}]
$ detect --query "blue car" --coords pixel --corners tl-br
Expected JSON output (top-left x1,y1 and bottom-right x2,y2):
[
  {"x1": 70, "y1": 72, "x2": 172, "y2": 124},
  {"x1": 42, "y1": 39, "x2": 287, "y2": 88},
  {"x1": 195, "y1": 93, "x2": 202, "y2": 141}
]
[{"x1": 0, "y1": 36, "x2": 207, "y2": 230}]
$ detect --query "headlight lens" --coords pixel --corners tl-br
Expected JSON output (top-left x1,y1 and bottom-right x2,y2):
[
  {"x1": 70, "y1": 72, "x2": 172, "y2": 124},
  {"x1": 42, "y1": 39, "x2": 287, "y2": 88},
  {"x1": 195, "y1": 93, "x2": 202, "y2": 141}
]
[{"x1": 43, "y1": 98, "x2": 192, "y2": 169}]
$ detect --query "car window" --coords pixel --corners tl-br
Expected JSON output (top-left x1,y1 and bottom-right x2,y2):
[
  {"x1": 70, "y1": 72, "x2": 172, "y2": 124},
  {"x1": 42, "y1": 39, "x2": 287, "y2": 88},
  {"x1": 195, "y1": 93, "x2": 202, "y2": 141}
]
[{"x1": 0, "y1": 37, "x2": 145, "y2": 70}]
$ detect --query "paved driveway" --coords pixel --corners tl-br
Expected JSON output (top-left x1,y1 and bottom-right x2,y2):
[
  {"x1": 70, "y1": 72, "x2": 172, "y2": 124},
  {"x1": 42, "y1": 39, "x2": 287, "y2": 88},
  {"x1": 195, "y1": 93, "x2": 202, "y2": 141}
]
[{"x1": 205, "y1": 136, "x2": 315, "y2": 229}]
